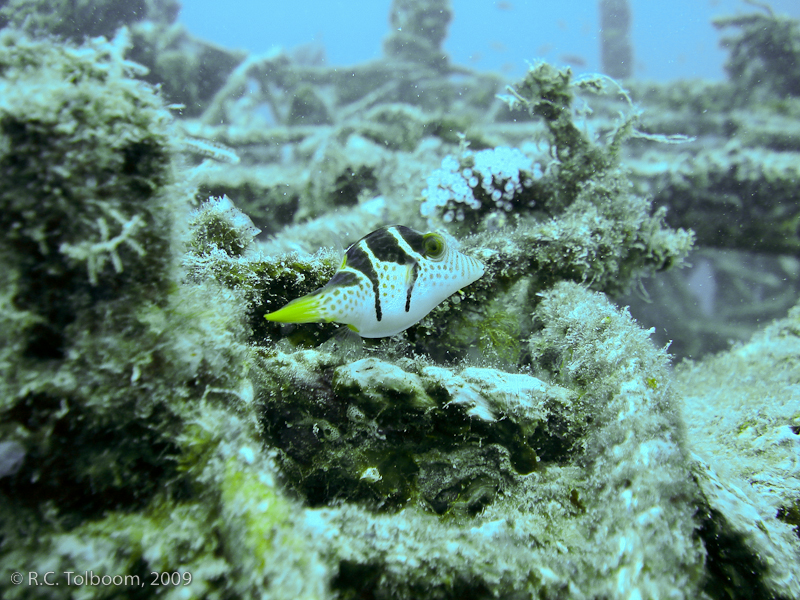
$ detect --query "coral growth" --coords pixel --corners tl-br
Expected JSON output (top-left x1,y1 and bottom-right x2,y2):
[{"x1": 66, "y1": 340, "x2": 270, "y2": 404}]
[
  {"x1": 420, "y1": 147, "x2": 541, "y2": 227},
  {"x1": 676, "y1": 302, "x2": 800, "y2": 597},
  {"x1": 714, "y1": 4, "x2": 800, "y2": 102},
  {"x1": 253, "y1": 282, "x2": 706, "y2": 599},
  {"x1": 0, "y1": 29, "x2": 325, "y2": 600},
  {"x1": 1, "y1": 2, "x2": 799, "y2": 599}
]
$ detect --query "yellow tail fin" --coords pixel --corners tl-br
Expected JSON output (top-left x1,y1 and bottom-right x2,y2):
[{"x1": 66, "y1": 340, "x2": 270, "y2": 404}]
[{"x1": 264, "y1": 294, "x2": 325, "y2": 324}]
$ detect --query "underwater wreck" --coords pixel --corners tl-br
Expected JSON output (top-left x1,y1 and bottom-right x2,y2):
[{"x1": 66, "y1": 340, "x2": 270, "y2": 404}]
[{"x1": 0, "y1": 0, "x2": 799, "y2": 598}]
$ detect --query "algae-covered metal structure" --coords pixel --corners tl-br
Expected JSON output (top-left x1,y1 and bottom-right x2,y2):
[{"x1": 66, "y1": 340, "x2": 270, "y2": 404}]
[{"x1": 1, "y1": 1, "x2": 799, "y2": 598}]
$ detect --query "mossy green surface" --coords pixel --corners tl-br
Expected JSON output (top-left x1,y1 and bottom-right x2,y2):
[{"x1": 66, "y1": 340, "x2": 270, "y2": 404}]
[
  {"x1": 255, "y1": 348, "x2": 580, "y2": 510},
  {"x1": 676, "y1": 305, "x2": 800, "y2": 598},
  {"x1": 0, "y1": 30, "x2": 330, "y2": 600},
  {"x1": 637, "y1": 141, "x2": 800, "y2": 254},
  {"x1": 714, "y1": 6, "x2": 800, "y2": 102},
  {"x1": 617, "y1": 9, "x2": 800, "y2": 362},
  {"x1": 0, "y1": 0, "x2": 153, "y2": 41},
  {"x1": 1, "y1": 4, "x2": 798, "y2": 599},
  {"x1": 255, "y1": 282, "x2": 705, "y2": 599}
]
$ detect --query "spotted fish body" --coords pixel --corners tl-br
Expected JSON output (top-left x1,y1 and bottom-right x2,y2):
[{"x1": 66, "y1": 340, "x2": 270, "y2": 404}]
[{"x1": 264, "y1": 225, "x2": 485, "y2": 338}]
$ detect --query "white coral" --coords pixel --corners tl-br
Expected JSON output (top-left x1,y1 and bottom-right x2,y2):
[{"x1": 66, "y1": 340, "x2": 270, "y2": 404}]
[
  {"x1": 59, "y1": 206, "x2": 145, "y2": 285},
  {"x1": 420, "y1": 146, "x2": 540, "y2": 224}
]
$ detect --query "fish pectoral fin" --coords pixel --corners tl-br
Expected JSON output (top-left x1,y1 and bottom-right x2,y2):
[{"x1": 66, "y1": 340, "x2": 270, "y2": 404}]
[
  {"x1": 404, "y1": 261, "x2": 419, "y2": 287},
  {"x1": 264, "y1": 294, "x2": 324, "y2": 324},
  {"x1": 403, "y1": 264, "x2": 412, "y2": 285}
]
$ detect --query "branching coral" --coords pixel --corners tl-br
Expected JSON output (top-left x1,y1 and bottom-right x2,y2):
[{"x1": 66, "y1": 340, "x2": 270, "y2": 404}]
[{"x1": 59, "y1": 210, "x2": 146, "y2": 285}]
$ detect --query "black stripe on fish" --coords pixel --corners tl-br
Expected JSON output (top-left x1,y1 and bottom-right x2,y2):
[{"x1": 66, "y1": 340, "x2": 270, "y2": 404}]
[
  {"x1": 393, "y1": 226, "x2": 426, "y2": 257},
  {"x1": 345, "y1": 243, "x2": 382, "y2": 321},
  {"x1": 405, "y1": 262, "x2": 419, "y2": 313},
  {"x1": 325, "y1": 270, "x2": 360, "y2": 288},
  {"x1": 362, "y1": 226, "x2": 421, "y2": 264}
]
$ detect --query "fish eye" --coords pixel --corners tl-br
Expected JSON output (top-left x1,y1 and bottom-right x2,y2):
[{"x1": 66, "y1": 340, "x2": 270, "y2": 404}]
[{"x1": 423, "y1": 233, "x2": 445, "y2": 259}]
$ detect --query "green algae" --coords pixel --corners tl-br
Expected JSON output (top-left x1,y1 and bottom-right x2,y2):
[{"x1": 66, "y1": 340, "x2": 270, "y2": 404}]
[
  {"x1": 264, "y1": 282, "x2": 705, "y2": 599},
  {"x1": 255, "y1": 348, "x2": 581, "y2": 511},
  {"x1": 0, "y1": 0, "x2": 152, "y2": 41},
  {"x1": 675, "y1": 303, "x2": 800, "y2": 597},
  {"x1": 1, "y1": 4, "x2": 799, "y2": 600},
  {"x1": 0, "y1": 29, "x2": 323, "y2": 600},
  {"x1": 714, "y1": 5, "x2": 800, "y2": 103}
]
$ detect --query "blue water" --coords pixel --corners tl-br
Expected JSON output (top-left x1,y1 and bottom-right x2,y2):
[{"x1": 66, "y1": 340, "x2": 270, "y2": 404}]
[{"x1": 180, "y1": 0, "x2": 800, "y2": 81}]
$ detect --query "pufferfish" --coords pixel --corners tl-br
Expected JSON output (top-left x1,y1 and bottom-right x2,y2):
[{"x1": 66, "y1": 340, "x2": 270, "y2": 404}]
[{"x1": 264, "y1": 225, "x2": 485, "y2": 338}]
